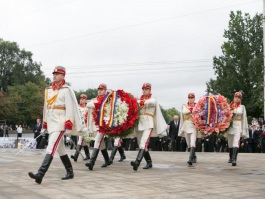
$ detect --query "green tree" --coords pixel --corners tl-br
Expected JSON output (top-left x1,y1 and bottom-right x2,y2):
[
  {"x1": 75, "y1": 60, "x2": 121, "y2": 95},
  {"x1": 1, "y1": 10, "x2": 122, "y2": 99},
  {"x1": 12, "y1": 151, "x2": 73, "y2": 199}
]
[
  {"x1": 75, "y1": 88, "x2": 98, "y2": 101},
  {"x1": 0, "y1": 38, "x2": 46, "y2": 125},
  {"x1": 166, "y1": 107, "x2": 180, "y2": 122},
  {"x1": 206, "y1": 11, "x2": 263, "y2": 117},
  {"x1": 0, "y1": 38, "x2": 45, "y2": 92},
  {"x1": 4, "y1": 82, "x2": 44, "y2": 125}
]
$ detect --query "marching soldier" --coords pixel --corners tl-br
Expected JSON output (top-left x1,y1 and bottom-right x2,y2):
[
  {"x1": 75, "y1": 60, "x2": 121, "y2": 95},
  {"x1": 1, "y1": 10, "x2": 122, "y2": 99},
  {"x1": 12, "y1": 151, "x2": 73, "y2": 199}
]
[
  {"x1": 179, "y1": 93, "x2": 197, "y2": 166},
  {"x1": 28, "y1": 66, "x2": 85, "y2": 184},
  {"x1": 71, "y1": 94, "x2": 90, "y2": 162},
  {"x1": 85, "y1": 83, "x2": 110, "y2": 170},
  {"x1": 227, "y1": 92, "x2": 248, "y2": 166},
  {"x1": 131, "y1": 83, "x2": 167, "y2": 171}
]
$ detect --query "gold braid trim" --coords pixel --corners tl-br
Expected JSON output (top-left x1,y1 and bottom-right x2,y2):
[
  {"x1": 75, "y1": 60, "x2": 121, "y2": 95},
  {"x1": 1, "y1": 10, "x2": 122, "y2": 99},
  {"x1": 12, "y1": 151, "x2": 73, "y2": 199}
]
[{"x1": 46, "y1": 88, "x2": 59, "y2": 106}]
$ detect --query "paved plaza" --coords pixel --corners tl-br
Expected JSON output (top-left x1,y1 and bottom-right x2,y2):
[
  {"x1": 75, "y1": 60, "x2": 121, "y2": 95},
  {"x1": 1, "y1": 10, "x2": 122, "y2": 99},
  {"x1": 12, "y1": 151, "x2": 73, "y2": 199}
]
[{"x1": 0, "y1": 146, "x2": 265, "y2": 199}]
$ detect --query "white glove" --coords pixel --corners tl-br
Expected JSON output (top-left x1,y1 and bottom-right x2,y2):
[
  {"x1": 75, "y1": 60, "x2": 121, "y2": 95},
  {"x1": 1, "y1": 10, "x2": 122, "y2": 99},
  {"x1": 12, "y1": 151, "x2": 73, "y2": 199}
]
[
  {"x1": 40, "y1": 129, "x2": 47, "y2": 135},
  {"x1": 65, "y1": 129, "x2": 72, "y2": 135},
  {"x1": 87, "y1": 100, "x2": 95, "y2": 108}
]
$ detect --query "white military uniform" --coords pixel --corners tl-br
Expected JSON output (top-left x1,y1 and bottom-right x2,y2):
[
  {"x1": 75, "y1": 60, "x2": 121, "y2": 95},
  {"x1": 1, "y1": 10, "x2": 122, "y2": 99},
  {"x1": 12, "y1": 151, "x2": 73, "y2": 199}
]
[
  {"x1": 227, "y1": 105, "x2": 249, "y2": 147},
  {"x1": 87, "y1": 97, "x2": 106, "y2": 150},
  {"x1": 114, "y1": 137, "x2": 122, "y2": 147},
  {"x1": 179, "y1": 104, "x2": 197, "y2": 148},
  {"x1": 136, "y1": 96, "x2": 167, "y2": 150},
  {"x1": 77, "y1": 103, "x2": 89, "y2": 146},
  {"x1": 43, "y1": 85, "x2": 84, "y2": 157}
]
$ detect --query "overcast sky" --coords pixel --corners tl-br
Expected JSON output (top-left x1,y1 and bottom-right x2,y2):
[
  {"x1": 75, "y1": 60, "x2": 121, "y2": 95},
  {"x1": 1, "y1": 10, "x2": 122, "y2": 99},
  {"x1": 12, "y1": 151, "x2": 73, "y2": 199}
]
[{"x1": 0, "y1": 0, "x2": 263, "y2": 110}]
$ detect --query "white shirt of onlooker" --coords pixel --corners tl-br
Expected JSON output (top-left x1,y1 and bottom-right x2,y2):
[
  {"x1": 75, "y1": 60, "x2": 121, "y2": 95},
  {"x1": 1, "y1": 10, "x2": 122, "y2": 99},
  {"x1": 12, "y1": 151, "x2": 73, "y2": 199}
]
[{"x1": 17, "y1": 125, "x2": 23, "y2": 134}]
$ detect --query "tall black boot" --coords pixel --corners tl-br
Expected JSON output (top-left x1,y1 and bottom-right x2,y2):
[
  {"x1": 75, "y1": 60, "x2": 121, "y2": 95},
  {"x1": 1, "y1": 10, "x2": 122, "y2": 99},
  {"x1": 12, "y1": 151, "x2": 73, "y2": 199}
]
[
  {"x1": 187, "y1": 147, "x2": 195, "y2": 166},
  {"x1": 143, "y1": 151, "x2": 152, "y2": 169},
  {"x1": 60, "y1": 155, "x2": 74, "y2": 180},
  {"x1": 131, "y1": 149, "x2": 145, "y2": 171},
  {"x1": 108, "y1": 146, "x2": 118, "y2": 165},
  {"x1": 83, "y1": 145, "x2": 90, "y2": 160},
  {"x1": 118, "y1": 146, "x2": 126, "y2": 162},
  {"x1": 28, "y1": 154, "x2": 53, "y2": 184},
  {"x1": 101, "y1": 149, "x2": 110, "y2": 167},
  {"x1": 192, "y1": 148, "x2": 197, "y2": 163},
  {"x1": 232, "y1": 147, "x2": 238, "y2": 166},
  {"x1": 85, "y1": 148, "x2": 99, "y2": 170},
  {"x1": 70, "y1": 145, "x2": 82, "y2": 162},
  {"x1": 228, "y1": 148, "x2": 232, "y2": 163}
]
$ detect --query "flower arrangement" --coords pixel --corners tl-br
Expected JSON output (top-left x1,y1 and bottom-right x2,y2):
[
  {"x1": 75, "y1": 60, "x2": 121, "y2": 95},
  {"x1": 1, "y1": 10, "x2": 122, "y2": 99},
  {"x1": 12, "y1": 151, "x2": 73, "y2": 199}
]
[
  {"x1": 92, "y1": 90, "x2": 139, "y2": 137},
  {"x1": 192, "y1": 93, "x2": 233, "y2": 135},
  {"x1": 83, "y1": 135, "x2": 94, "y2": 144}
]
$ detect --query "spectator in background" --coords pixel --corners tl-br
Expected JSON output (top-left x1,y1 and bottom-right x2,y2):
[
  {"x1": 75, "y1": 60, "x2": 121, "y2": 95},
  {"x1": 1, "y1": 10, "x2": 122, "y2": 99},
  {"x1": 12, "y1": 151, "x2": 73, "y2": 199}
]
[
  {"x1": 260, "y1": 125, "x2": 265, "y2": 153},
  {"x1": 33, "y1": 119, "x2": 42, "y2": 149},
  {"x1": 246, "y1": 125, "x2": 255, "y2": 153},
  {"x1": 4, "y1": 125, "x2": 9, "y2": 137},
  {"x1": 253, "y1": 125, "x2": 261, "y2": 153},
  {"x1": 258, "y1": 117, "x2": 264, "y2": 127},
  {"x1": 17, "y1": 125, "x2": 23, "y2": 138},
  {"x1": 167, "y1": 115, "x2": 180, "y2": 151},
  {"x1": 0, "y1": 125, "x2": 3, "y2": 137},
  {"x1": 251, "y1": 117, "x2": 259, "y2": 126}
]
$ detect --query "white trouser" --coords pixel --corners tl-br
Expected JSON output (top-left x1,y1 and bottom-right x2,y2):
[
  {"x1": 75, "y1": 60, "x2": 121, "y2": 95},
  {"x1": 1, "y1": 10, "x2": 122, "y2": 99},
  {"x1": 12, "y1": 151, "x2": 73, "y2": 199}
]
[
  {"x1": 77, "y1": 135, "x2": 87, "y2": 146},
  {"x1": 227, "y1": 133, "x2": 240, "y2": 148},
  {"x1": 93, "y1": 132, "x2": 106, "y2": 150},
  {"x1": 184, "y1": 132, "x2": 196, "y2": 148},
  {"x1": 136, "y1": 128, "x2": 153, "y2": 150},
  {"x1": 46, "y1": 131, "x2": 66, "y2": 157},
  {"x1": 114, "y1": 137, "x2": 122, "y2": 147}
]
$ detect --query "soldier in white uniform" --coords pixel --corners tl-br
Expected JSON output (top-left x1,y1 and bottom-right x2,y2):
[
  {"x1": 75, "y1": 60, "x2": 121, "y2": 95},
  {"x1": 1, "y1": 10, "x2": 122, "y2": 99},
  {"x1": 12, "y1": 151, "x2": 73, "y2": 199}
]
[
  {"x1": 179, "y1": 93, "x2": 197, "y2": 166},
  {"x1": 28, "y1": 66, "x2": 84, "y2": 184},
  {"x1": 71, "y1": 94, "x2": 90, "y2": 162},
  {"x1": 227, "y1": 92, "x2": 248, "y2": 166},
  {"x1": 131, "y1": 83, "x2": 167, "y2": 171},
  {"x1": 85, "y1": 83, "x2": 110, "y2": 170}
]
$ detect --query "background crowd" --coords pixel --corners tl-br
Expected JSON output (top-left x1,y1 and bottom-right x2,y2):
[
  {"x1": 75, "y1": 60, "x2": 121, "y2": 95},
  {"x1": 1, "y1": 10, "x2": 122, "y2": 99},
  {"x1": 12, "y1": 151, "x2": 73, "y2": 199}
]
[{"x1": 1, "y1": 115, "x2": 265, "y2": 154}]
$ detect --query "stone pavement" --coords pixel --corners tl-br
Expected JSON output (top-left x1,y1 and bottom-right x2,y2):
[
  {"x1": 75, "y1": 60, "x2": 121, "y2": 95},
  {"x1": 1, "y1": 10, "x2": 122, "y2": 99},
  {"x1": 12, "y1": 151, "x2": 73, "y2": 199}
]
[{"x1": 0, "y1": 148, "x2": 264, "y2": 199}]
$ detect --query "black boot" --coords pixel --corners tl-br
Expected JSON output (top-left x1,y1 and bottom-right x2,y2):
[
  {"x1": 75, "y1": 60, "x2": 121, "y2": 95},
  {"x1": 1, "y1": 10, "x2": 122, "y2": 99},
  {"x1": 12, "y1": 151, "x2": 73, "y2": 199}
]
[
  {"x1": 28, "y1": 154, "x2": 53, "y2": 184},
  {"x1": 227, "y1": 148, "x2": 232, "y2": 163},
  {"x1": 131, "y1": 149, "x2": 145, "y2": 171},
  {"x1": 192, "y1": 149, "x2": 197, "y2": 163},
  {"x1": 71, "y1": 145, "x2": 82, "y2": 162},
  {"x1": 108, "y1": 146, "x2": 118, "y2": 165},
  {"x1": 85, "y1": 148, "x2": 99, "y2": 170},
  {"x1": 118, "y1": 147, "x2": 126, "y2": 162},
  {"x1": 60, "y1": 155, "x2": 74, "y2": 180},
  {"x1": 101, "y1": 149, "x2": 110, "y2": 167},
  {"x1": 188, "y1": 148, "x2": 191, "y2": 152},
  {"x1": 143, "y1": 151, "x2": 152, "y2": 169},
  {"x1": 232, "y1": 147, "x2": 238, "y2": 166},
  {"x1": 187, "y1": 147, "x2": 195, "y2": 166},
  {"x1": 83, "y1": 145, "x2": 90, "y2": 160}
]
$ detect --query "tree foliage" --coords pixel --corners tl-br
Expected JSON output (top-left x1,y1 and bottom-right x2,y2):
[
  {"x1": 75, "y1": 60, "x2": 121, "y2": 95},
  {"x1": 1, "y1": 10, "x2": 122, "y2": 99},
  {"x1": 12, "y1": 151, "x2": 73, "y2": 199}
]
[
  {"x1": 0, "y1": 38, "x2": 45, "y2": 92},
  {"x1": 0, "y1": 38, "x2": 46, "y2": 125},
  {"x1": 75, "y1": 88, "x2": 98, "y2": 102},
  {"x1": 206, "y1": 11, "x2": 263, "y2": 117},
  {"x1": 160, "y1": 107, "x2": 180, "y2": 123}
]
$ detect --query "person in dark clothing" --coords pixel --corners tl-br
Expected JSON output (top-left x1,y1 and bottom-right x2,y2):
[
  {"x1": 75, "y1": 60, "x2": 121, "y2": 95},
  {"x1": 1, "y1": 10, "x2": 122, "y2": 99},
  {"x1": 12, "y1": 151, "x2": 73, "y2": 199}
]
[
  {"x1": 33, "y1": 119, "x2": 42, "y2": 149},
  {"x1": 167, "y1": 115, "x2": 180, "y2": 151}
]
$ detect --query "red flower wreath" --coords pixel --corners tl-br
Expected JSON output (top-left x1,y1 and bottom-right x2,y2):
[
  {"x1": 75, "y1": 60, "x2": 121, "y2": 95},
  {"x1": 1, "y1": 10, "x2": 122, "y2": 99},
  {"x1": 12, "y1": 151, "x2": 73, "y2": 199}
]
[
  {"x1": 92, "y1": 90, "x2": 139, "y2": 137},
  {"x1": 192, "y1": 93, "x2": 233, "y2": 135}
]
